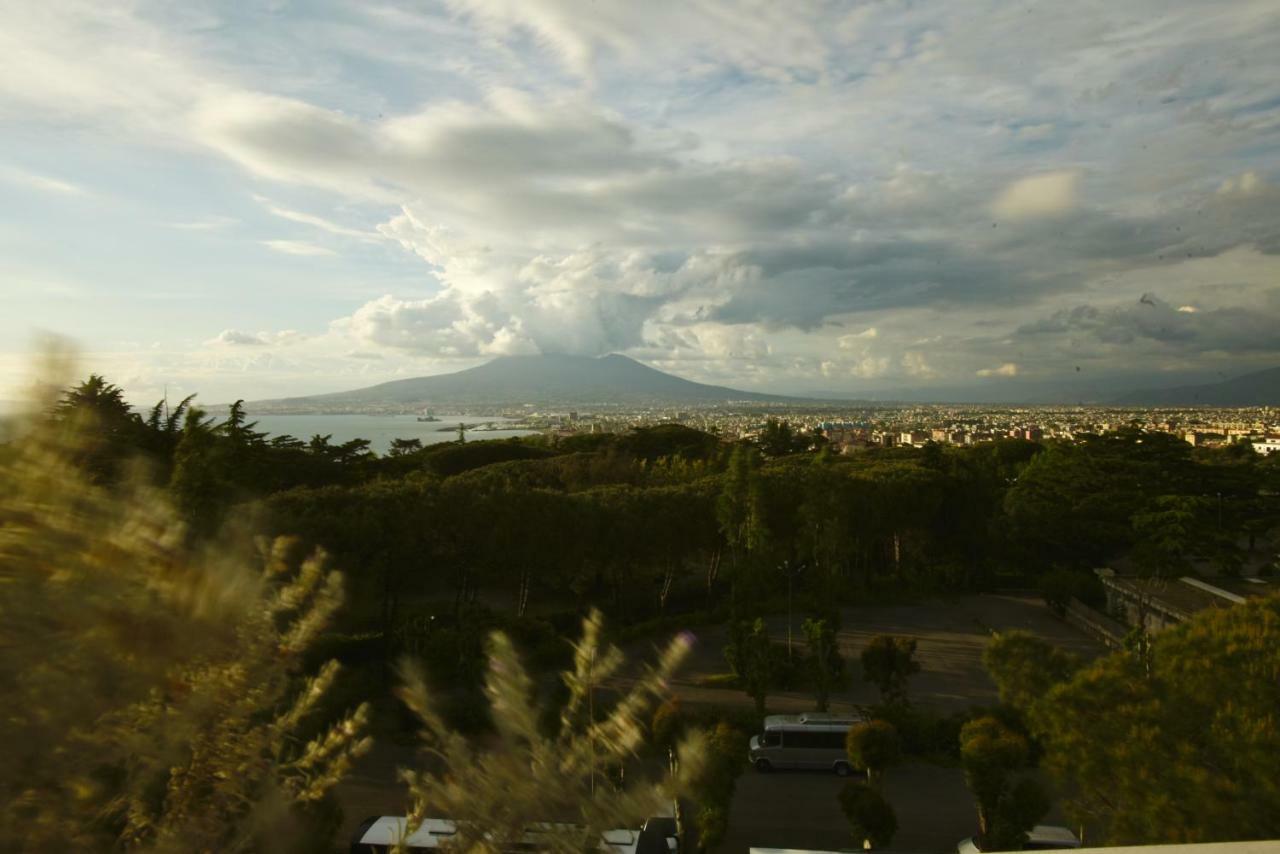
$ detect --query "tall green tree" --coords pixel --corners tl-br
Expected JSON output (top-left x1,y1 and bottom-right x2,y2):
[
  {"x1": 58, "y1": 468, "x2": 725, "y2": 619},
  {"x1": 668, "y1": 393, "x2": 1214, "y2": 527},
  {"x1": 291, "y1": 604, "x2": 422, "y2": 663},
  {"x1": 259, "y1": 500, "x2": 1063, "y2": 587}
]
[
  {"x1": 141, "y1": 392, "x2": 197, "y2": 470},
  {"x1": 802, "y1": 616, "x2": 846, "y2": 711},
  {"x1": 959, "y1": 716, "x2": 1049, "y2": 851},
  {"x1": 860, "y1": 635, "x2": 921, "y2": 705},
  {"x1": 758, "y1": 418, "x2": 806, "y2": 457},
  {"x1": 983, "y1": 631, "x2": 1081, "y2": 713},
  {"x1": 725, "y1": 618, "x2": 777, "y2": 715},
  {"x1": 389, "y1": 437, "x2": 424, "y2": 457},
  {"x1": 169, "y1": 406, "x2": 231, "y2": 535},
  {"x1": 1026, "y1": 594, "x2": 1280, "y2": 844},
  {"x1": 52, "y1": 374, "x2": 146, "y2": 482},
  {"x1": 716, "y1": 445, "x2": 768, "y2": 599},
  {"x1": 845, "y1": 720, "x2": 901, "y2": 785},
  {"x1": 1130, "y1": 494, "x2": 1210, "y2": 576}
]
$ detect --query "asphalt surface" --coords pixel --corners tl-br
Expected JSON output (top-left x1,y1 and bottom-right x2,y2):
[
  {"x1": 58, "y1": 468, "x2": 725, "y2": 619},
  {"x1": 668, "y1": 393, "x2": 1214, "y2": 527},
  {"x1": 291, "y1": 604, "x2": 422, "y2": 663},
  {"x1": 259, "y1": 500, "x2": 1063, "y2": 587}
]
[
  {"x1": 667, "y1": 593, "x2": 1104, "y2": 714},
  {"x1": 720, "y1": 761, "x2": 977, "y2": 854},
  {"x1": 336, "y1": 594, "x2": 1103, "y2": 852}
]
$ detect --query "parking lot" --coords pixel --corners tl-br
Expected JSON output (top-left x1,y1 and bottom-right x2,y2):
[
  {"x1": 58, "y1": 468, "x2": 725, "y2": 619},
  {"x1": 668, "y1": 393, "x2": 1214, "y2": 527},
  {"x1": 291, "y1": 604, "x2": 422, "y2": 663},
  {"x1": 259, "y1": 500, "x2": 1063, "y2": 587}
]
[
  {"x1": 680, "y1": 593, "x2": 1101, "y2": 853},
  {"x1": 668, "y1": 592, "x2": 1103, "y2": 714},
  {"x1": 337, "y1": 593, "x2": 1102, "y2": 852},
  {"x1": 720, "y1": 762, "x2": 978, "y2": 854}
]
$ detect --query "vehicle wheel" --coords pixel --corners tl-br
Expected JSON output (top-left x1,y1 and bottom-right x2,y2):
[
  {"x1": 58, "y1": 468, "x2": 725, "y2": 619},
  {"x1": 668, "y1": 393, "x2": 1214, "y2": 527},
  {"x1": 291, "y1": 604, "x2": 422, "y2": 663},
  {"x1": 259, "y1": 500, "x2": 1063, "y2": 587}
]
[
  {"x1": 754, "y1": 758, "x2": 772, "y2": 773},
  {"x1": 834, "y1": 762, "x2": 852, "y2": 777}
]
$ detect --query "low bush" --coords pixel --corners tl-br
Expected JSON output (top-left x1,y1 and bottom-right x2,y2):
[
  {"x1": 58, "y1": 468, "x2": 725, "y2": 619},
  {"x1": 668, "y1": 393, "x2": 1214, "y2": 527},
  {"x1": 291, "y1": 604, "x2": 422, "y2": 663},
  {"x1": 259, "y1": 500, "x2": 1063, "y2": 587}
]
[
  {"x1": 838, "y1": 782, "x2": 898, "y2": 849},
  {"x1": 689, "y1": 720, "x2": 748, "y2": 852},
  {"x1": 1039, "y1": 568, "x2": 1105, "y2": 615},
  {"x1": 869, "y1": 703, "x2": 967, "y2": 761}
]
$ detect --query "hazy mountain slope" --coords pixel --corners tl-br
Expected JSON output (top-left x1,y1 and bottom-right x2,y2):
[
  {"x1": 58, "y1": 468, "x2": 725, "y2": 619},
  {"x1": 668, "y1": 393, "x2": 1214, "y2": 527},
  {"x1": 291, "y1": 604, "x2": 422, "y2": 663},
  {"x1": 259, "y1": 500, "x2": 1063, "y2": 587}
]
[
  {"x1": 1113, "y1": 366, "x2": 1280, "y2": 406},
  {"x1": 250, "y1": 354, "x2": 806, "y2": 410}
]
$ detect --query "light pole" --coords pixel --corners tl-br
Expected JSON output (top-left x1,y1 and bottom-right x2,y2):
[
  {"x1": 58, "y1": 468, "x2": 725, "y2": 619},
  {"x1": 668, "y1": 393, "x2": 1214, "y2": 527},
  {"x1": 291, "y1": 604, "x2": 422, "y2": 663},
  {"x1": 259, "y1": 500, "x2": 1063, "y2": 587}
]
[{"x1": 783, "y1": 560, "x2": 804, "y2": 662}]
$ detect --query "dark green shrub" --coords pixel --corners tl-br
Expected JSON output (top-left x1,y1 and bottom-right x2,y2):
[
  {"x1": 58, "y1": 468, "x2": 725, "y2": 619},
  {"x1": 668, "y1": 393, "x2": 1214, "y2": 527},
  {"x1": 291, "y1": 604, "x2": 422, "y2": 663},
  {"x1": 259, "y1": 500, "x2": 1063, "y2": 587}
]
[
  {"x1": 695, "y1": 804, "x2": 728, "y2": 852},
  {"x1": 838, "y1": 781, "x2": 898, "y2": 849},
  {"x1": 845, "y1": 720, "x2": 901, "y2": 783},
  {"x1": 869, "y1": 703, "x2": 966, "y2": 760},
  {"x1": 1039, "y1": 568, "x2": 1101, "y2": 616}
]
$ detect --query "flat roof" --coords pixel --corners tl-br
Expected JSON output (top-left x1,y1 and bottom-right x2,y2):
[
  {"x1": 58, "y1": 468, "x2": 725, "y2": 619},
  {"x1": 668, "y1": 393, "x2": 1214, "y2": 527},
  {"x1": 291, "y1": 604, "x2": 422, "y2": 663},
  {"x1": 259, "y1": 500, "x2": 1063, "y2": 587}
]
[{"x1": 1100, "y1": 574, "x2": 1273, "y2": 619}]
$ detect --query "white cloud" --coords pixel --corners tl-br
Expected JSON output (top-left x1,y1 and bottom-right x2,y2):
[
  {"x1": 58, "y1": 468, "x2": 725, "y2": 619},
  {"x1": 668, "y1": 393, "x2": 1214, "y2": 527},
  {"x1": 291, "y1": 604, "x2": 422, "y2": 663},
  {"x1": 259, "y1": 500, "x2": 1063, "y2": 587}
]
[
  {"x1": 838, "y1": 327, "x2": 878, "y2": 348},
  {"x1": 976, "y1": 362, "x2": 1019, "y2": 377},
  {"x1": 3, "y1": 1, "x2": 1280, "y2": 399},
  {"x1": 850, "y1": 355, "x2": 890, "y2": 378},
  {"x1": 168, "y1": 215, "x2": 238, "y2": 231},
  {"x1": 901, "y1": 350, "x2": 937, "y2": 379},
  {"x1": 260, "y1": 240, "x2": 336, "y2": 257},
  {"x1": 992, "y1": 171, "x2": 1080, "y2": 220},
  {"x1": 252, "y1": 196, "x2": 381, "y2": 241},
  {"x1": 1, "y1": 166, "x2": 87, "y2": 196},
  {"x1": 208, "y1": 329, "x2": 267, "y2": 347},
  {"x1": 444, "y1": 0, "x2": 834, "y2": 81},
  {"x1": 1218, "y1": 171, "x2": 1265, "y2": 196}
]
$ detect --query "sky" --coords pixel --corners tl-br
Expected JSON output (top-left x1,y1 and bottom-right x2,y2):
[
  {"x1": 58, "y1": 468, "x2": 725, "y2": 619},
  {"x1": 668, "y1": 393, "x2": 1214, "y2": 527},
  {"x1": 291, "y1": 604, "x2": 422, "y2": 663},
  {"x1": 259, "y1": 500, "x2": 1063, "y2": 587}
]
[{"x1": 2, "y1": 0, "x2": 1280, "y2": 404}]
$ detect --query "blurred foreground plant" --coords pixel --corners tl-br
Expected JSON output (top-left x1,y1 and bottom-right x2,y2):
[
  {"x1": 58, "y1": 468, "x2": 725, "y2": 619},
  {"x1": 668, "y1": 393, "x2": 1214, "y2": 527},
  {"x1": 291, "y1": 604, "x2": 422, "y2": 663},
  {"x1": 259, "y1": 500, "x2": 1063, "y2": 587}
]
[
  {"x1": 395, "y1": 611, "x2": 706, "y2": 852},
  {"x1": 0, "y1": 358, "x2": 370, "y2": 852}
]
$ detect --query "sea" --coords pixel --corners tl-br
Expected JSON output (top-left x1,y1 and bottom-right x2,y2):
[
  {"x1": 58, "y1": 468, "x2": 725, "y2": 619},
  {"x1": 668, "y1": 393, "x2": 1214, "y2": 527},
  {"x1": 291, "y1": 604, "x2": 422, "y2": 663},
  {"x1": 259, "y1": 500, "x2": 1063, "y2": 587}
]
[
  {"x1": 0, "y1": 402, "x2": 538, "y2": 455},
  {"x1": 240, "y1": 413, "x2": 536, "y2": 454}
]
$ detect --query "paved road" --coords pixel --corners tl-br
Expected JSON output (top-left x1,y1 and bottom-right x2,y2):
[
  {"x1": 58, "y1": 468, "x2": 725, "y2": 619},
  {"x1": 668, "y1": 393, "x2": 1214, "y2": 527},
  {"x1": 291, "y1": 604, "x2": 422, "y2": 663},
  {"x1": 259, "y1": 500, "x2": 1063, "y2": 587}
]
[
  {"x1": 668, "y1": 593, "x2": 1103, "y2": 714},
  {"x1": 719, "y1": 761, "x2": 976, "y2": 854}
]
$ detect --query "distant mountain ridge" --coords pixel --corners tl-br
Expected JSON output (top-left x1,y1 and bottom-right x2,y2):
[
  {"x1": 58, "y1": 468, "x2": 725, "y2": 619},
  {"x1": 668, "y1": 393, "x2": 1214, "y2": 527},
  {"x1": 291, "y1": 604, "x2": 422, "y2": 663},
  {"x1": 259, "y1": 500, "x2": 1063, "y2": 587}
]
[
  {"x1": 249, "y1": 353, "x2": 808, "y2": 411},
  {"x1": 1112, "y1": 366, "x2": 1280, "y2": 406}
]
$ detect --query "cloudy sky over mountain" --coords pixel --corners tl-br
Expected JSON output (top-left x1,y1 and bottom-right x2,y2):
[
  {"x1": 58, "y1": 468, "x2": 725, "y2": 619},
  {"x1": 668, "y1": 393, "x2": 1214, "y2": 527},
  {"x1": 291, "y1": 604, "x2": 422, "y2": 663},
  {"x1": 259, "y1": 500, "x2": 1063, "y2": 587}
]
[{"x1": 3, "y1": 0, "x2": 1279, "y2": 402}]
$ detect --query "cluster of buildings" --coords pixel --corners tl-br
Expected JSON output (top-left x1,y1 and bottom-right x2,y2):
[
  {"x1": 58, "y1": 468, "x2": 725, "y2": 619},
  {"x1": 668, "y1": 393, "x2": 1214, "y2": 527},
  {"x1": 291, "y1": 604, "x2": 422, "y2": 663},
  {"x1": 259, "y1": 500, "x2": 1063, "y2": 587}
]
[
  {"x1": 476, "y1": 402, "x2": 1280, "y2": 457},
  {"x1": 815, "y1": 410, "x2": 1280, "y2": 455},
  {"x1": 820, "y1": 423, "x2": 1048, "y2": 452}
]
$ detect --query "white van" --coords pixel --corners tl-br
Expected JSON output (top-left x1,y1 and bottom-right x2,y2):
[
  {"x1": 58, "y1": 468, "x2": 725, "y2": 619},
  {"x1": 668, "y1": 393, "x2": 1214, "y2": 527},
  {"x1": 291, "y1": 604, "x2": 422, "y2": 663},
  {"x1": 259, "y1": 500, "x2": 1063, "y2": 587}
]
[{"x1": 747, "y1": 712, "x2": 863, "y2": 775}]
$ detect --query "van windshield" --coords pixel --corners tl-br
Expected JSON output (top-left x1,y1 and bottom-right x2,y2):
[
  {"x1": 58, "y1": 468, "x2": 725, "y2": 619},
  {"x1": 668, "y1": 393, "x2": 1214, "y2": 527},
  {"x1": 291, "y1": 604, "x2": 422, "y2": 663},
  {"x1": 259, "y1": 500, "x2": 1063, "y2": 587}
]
[{"x1": 760, "y1": 732, "x2": 781, "y2": 747}]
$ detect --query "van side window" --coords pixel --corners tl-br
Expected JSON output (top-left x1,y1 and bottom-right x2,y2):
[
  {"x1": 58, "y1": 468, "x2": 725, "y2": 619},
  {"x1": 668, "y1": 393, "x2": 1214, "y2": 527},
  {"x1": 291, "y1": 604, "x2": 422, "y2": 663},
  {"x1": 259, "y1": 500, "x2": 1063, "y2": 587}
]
[
  {"x1": 761, "y1": 732, "x2": 781, "y2": 747},
  {"x1": 788, "y1": 731, "x2": 820, "y2": 748}
]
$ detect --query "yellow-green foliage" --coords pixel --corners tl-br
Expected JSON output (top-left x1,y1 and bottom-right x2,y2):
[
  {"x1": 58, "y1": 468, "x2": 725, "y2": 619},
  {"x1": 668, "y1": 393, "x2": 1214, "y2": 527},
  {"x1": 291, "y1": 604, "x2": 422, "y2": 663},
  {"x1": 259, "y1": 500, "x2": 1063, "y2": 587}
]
[
  {"x1": 0, "y1": 376, "x2": 370, "y2": 852},
  {"x1": 1030, "y1": 595, "x2": 1280, "y2": 844},
  {"x1": 395, "y1": 611, "x2": 706, "y2": 853}
]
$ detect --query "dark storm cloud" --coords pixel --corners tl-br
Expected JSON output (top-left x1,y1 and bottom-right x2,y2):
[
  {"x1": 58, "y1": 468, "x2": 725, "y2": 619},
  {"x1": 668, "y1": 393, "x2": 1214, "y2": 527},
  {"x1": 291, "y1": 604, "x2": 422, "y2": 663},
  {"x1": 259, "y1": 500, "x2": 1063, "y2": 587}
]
[
  {"x1": 705, "y1": 239, "x2": 1050, "y2": 329},
  {"x1": 1017, "y1": 292, "x2": 1280, "y2": 355}
]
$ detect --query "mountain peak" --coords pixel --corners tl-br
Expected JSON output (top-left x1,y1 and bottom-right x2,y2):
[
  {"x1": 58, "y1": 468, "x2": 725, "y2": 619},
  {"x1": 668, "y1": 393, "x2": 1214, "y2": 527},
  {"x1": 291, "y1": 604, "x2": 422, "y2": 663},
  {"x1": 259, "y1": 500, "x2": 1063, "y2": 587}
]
[{"x1": 250, "y1": 352, "x2": 805, "y2": 411}]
